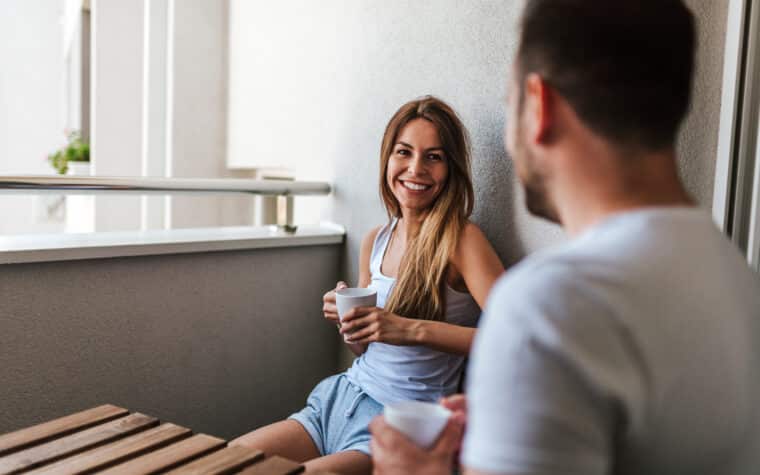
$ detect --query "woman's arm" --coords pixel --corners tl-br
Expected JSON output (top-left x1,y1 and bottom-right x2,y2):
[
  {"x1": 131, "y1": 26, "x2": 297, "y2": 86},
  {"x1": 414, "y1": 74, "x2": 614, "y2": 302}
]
[
  {"x1": 342, "y1": 223, "x2": 504, "y2": 355},
  {"x1": 410, "y1": 223, "x2": 504, "y2": 355},
  {"x1": 406, "y1": 321, "x2": 476, "y2": 356},
  {"x1": 451, "y1": 223, "x2": 505, "y2": 309}
]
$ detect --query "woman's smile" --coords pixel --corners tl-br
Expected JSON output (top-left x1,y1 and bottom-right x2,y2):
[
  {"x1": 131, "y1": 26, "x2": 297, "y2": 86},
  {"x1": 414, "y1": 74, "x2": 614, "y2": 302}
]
[{"x1": 399, "y1": 180, "x2": 433, "y2": 192}]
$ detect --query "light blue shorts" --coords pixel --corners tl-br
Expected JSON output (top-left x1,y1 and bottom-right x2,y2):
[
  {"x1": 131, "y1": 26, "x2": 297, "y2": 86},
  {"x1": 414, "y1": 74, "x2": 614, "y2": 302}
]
[{"x1": 289, "y1": 373, "x2": 383, "y2": 456}]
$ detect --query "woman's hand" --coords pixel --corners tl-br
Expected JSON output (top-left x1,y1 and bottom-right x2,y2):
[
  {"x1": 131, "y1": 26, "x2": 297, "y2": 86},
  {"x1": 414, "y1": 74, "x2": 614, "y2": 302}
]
[
  {"x1": 322, "y1": 281, "x2": 347, "y2": 325},
  {"x1": 339, "y1": 306, "x2": 418, "y2": 346}
]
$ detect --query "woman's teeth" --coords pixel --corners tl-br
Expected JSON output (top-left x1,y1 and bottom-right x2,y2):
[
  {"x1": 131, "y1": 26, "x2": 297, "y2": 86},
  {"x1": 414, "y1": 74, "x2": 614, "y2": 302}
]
[{"x1": 402, "y1": 181, "x2": 431, "y2": 191}]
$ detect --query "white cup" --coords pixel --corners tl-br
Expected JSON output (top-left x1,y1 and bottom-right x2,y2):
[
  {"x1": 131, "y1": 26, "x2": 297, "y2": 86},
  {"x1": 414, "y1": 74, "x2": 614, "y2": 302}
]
[
  {"x1": 335, "y1": 288, "x2": 377, "y2": 341},
  {"x1": 384, "y1": 400, "x2": 452, "y2": 448}
]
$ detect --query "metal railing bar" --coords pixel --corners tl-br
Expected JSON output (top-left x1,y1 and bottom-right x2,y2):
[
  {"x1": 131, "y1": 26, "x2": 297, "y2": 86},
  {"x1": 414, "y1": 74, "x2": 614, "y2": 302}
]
[{"x1": 0, "y1": 176, "x2": 331, "y2": 196}]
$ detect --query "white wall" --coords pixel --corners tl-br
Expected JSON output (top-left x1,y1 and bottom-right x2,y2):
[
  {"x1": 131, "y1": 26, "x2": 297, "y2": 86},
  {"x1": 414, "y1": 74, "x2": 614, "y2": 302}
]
[
  {"x1": 0, "y1": 0, "x2": 64, "y2": 174},
  {"x1": 90, "y1": 0, "x2": 144, "y2": 231},
  {"x1": 141, "y1": 0, "x2": 169, "y2": 230},
  {"x1": 88, "y1": 0, "x2": 250, "y2": 232},
  {"x1": 170, "y1": 0, "x2": 253, "y2": 229},
  {"x1": 62, "y1": 0, "x2": 84, "y2": 134},
  {"x1": 0, "y1": 0, "x2": 66, "y2": 234}
]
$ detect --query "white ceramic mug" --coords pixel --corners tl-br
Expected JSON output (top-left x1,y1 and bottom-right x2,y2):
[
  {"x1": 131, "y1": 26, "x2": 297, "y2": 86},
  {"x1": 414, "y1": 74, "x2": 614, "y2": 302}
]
[
  {"x1": 384, "y1": 400, "x2": 452, "y2": 448},
  {"x1": 335, "y1": 287, "x2": 377, "y2": 341}
]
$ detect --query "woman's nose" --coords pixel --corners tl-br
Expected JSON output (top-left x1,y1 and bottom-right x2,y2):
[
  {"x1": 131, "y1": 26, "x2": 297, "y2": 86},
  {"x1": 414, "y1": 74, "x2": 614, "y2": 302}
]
[{"x1": 408, "y1": 155, "x2": 426, "y2": 175}]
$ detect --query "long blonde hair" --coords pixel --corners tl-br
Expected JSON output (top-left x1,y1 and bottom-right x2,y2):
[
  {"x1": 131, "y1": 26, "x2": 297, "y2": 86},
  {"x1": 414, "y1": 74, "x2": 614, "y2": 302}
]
[{"x1": 380, "y1": 96, "x2": 474, "y2": 322}]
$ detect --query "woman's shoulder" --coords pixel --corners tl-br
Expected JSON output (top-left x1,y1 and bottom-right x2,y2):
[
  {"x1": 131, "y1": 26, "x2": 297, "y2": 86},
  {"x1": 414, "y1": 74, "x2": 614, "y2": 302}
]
[
  {"x1": 451, "y1": 221, "x2": 494, "y2": 264},
  {"x1": 359, "y1": 224, "x2": 386, "y2": 259},
  {"x1": 459, "y1": 221, "x2": 489, "y2": 247},
  {"x1": 362, "y1": 225, "x2": 384, "y2": 248}
]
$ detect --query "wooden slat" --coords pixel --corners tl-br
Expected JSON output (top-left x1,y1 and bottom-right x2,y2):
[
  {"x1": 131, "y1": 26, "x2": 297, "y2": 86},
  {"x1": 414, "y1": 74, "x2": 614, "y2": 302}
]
[
  {"x1": 97, "y1": 434, "x2": 225, "y2": 475},
  {"x1": 164, "y1": 445, "x2": 264, "y2": 475},
  {"x1": 25, "y1": 423, "x2": 192, "y2": 475},
  {"x1": 0, "y1": 413, "x2": 157, "y2": 475},
  {"x1": 236, "y1": 456, "x2": 304, "y2": 475},
  {"x1": 0, "y1": 405, "x2": 128, "y2": 457}
]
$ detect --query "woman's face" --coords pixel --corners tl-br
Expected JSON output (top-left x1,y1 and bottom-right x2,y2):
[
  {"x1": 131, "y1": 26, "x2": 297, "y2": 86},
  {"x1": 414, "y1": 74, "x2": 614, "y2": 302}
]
[{"x1": 386, "y1": 118, "x2": 449, "y2": 215}]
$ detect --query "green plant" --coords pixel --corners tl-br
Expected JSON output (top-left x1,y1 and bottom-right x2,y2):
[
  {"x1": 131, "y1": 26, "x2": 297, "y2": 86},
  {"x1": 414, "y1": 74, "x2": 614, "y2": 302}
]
[{"x1": 48, "y1": 130, "x2": 90, "y2": 175}]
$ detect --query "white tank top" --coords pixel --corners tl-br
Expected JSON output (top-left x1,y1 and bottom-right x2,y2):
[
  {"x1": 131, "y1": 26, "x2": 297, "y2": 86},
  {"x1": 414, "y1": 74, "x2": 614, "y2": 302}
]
[{"x1": 345, "y1": 218, "x2": 481, "y2": 406}]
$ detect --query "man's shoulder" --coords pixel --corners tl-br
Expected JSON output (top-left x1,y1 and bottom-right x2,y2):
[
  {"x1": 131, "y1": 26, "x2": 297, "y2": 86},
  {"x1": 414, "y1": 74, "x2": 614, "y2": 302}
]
[
  {"x1": 489, "y1": 208, "x2": 719, "y2": 305},
  {"x1": 491, "y1": 246, "x2": 587, "y2": 300},
  {"x1": 488, "y1": 252, "x2": 588, "y2": 316},
  {"x1": 483, "y1": 243, "x2": 626, "y2": 341}
]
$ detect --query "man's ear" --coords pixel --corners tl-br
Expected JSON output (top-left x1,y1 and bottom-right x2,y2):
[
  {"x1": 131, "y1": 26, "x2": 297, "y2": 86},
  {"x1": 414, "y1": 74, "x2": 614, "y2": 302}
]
[{"x1": 523, "y1": 73, "x2": 553, "y2": 144}]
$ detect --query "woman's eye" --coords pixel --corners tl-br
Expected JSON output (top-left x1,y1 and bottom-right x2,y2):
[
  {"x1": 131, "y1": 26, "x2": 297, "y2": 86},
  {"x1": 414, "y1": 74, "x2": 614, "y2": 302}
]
[
  {"x1": 427, "y1": 154, "x2": 443, "y2": 161},
  {"x1": 396, "y1": 149, "x2": 410, "y2": 156}
]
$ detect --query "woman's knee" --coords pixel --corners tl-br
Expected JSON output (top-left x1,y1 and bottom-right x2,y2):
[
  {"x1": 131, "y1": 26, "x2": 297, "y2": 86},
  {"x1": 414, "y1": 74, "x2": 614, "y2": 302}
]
[{"x1": 230, "y1": 420, "x2": 320, "y2": 462}]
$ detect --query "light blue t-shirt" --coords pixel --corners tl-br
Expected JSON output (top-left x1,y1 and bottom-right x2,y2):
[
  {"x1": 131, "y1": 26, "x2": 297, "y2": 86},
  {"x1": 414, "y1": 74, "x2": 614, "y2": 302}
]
[
  {"x1": 463, "y1": 207, "x2": 760, "y2": 475},
  {"x1": 345, "y1": 219, "x2": 481, "y2": 406}
]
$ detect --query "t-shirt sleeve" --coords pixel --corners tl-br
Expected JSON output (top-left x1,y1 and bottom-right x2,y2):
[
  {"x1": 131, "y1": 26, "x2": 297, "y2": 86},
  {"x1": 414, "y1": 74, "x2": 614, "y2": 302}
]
[{"x1": 462, "y1": 264, "x2": 642, "y2": 474}]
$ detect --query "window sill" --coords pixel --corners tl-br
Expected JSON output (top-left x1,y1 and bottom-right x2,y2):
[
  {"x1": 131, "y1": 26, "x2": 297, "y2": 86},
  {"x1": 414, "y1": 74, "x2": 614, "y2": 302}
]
[{"x1": 0, "y1": 223, "x2": 345, "y2": 264}]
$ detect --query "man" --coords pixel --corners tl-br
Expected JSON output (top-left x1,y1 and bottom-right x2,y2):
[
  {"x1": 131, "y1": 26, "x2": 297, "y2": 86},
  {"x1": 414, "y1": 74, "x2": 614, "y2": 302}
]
[{"x1": 370, "y1": 1, "x2": 760, "y2": 474}]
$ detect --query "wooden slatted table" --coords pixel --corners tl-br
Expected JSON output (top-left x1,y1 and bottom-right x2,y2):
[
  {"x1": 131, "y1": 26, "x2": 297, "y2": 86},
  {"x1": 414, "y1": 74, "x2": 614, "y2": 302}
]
[{"x1": 0, "y1": 405, "x2": 331, "y2": 475}]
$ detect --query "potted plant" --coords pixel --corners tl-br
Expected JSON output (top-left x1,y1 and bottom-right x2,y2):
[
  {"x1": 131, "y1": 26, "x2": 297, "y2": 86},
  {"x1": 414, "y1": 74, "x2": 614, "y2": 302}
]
[{"x1": 48, "y1": 130, "x2": 90, "y2": 175}]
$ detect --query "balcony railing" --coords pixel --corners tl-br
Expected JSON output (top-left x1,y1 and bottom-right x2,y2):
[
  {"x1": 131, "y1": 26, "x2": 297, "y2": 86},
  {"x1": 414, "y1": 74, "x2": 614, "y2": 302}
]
[
  {"x1": 0, "y1": 175, "x2": 331, "y2": 233},
  {"x1": 0, "y1": 176, "x2": 330, "y2": 195}
]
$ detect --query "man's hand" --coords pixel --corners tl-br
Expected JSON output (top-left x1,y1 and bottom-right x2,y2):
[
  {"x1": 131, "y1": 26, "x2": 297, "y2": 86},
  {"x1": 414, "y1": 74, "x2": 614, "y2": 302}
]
[
  {"x1": 440, "y1": 394, "x2": 467, "y2": 455},
  {"x1": 441, "y1": 394, "x2": 467, "y2": 415},
  {"x1": 369, "y1": 413, "x2": 465, "y2": 475}
]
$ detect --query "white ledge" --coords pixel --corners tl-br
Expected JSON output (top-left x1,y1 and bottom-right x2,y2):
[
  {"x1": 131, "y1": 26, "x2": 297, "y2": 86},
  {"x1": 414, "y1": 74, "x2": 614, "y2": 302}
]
[{"x1": 0, "y1": 223, "x2": 345, "y2": 264}]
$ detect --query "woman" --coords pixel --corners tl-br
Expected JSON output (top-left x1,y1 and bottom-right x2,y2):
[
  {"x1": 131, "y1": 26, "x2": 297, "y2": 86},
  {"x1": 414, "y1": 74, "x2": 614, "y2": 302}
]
[{"x1": 232, "y1": 96, "x2": 504, "y2": 474}]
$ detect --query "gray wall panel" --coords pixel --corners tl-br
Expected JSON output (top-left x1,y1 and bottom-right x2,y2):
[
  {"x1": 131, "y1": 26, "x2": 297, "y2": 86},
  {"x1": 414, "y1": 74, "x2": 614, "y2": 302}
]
[{"x1": 0, "y1": 245, "x2": 342, "y2": 439}]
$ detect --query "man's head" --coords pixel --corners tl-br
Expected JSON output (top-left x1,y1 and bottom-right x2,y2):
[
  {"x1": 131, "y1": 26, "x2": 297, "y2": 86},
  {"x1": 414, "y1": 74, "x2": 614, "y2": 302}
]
[{"x1": 506, "y1": 0, "x2": 696, "y2": 222}]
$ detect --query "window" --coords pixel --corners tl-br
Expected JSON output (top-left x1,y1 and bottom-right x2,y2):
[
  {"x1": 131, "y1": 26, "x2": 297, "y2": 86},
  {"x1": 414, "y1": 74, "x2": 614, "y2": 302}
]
[{"x1": 714, "y1": 0, "x2": 760, "y2": 272}]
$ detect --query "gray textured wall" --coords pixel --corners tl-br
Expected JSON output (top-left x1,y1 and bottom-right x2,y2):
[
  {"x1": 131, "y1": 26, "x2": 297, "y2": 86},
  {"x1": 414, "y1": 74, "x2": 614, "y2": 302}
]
[
  {"x1": 0, "y1": 245, "x2": 341, "y2": 439},
  {"x1": 678, "y1": 0, "x2": 730, "y2": 205},
  {"x1": 291, "y1": 0, "x2": 730, "y2": 281}
]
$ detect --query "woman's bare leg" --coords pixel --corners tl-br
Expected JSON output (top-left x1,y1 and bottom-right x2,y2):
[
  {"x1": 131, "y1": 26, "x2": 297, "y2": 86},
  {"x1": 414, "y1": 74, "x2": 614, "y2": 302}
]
[
  {"x1": 304, "y1": 450, "x2": 372, "y2": 475},
  {"x1": 229, "y1": 420, "x2": 321, "y2": 463}
]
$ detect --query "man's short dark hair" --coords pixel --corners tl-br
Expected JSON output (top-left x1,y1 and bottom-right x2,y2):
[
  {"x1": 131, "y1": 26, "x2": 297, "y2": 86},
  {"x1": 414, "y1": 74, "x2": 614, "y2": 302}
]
[{"x1": 517, "y1": 0, "x2": 696, "y2": 150}]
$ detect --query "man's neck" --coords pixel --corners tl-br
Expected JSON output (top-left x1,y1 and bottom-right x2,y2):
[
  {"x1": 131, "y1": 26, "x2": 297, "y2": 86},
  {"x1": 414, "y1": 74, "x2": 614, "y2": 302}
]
[{"x1": 552, "y1": 145, "x2": 694, "y2": 236}]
